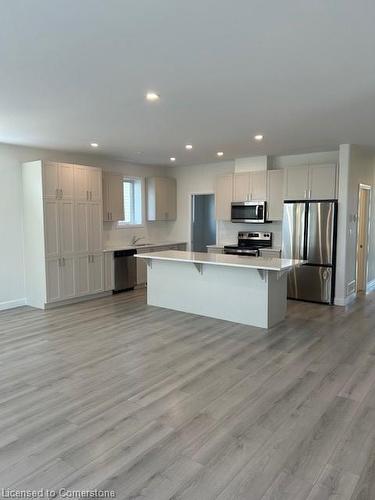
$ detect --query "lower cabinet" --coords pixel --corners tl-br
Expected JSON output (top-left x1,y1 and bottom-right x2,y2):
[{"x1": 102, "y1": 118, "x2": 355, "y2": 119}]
[
  {"x1": 46, "y1": 256, "x2": 76, "y2": 303},
  {"x1": 75, "y1": 253, "x2": 104, "y2": 296}
]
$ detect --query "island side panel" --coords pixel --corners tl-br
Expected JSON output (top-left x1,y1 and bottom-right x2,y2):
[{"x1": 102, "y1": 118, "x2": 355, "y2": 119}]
[
  {"x1": 146, "y1": 259, "x2": 279, "y2": 328},
  {"x1": 267, "y1": 272, "x2": 288, "y2": 327}
]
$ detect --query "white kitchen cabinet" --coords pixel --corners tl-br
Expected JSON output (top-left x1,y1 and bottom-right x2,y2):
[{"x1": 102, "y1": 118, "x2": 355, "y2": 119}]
[
  {"x1": 103, "y1": 173, "x2": 124, "y2": 222},
  {"x1": 136, "y1": 256, "x2": 148, "y2": 285},
  {"x1": 22, "y1": 160, "x2": 105, "y2": 309},
  {"x1": 284, "y1": 164, "x2": 337, "y2": 200},
  {"x1": 89, "y1": 254, "x2": 104, "y2": 293},
  {"x1": 233, "y1": 171, "x2": 267, "y2": 202},
  {"x1": 215, "y1": 174, "x2": 233, "y2": 221},
  {"x1": 284, "y1": 166, "x2": 309, "y2": 200},
  {"x1": 43, "y1": 162, "x2": 74, "y2": 200},
  {"x1": 104, "y1": 253, "x2": 114, "y2": 291},
  {"x1": 267, "y1": 170, "x2": 284, "y2": 221},
  {"x1": 309, "y1": 164, "x2": 337, "y2": 199},
  {"x1": 233, "y1": 173, "x2": 251, "y2": 202},
  {"x1": 147, "y1": 177, "x2": 177, "y2": 221}
]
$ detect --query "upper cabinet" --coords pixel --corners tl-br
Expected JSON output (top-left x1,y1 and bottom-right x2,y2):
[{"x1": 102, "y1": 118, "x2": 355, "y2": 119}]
[
  {"x1": 147, "y1": 177, "x2": 177, "y2": 221},
  {"x1": 102, "y1": 173, "x2": 124, "y2": 222},
  {"x1": 73, "y1": 165, "x2": 102, "y2": 202},
  {"x1": 284, "y1": 164, "x2": 337, "y2": 200},
  {"x1": 43, "y1": 162, "x2": 74, "y2": 200},
  {"x1": 267, "y1": 170, "x2": 284, "y2": 221},
  {"x1": 215, "y1": 174, "x2": 233, "y2": 221},
  {"x1": 233, "y1": 171, "x2": 267, "y2": 202}
]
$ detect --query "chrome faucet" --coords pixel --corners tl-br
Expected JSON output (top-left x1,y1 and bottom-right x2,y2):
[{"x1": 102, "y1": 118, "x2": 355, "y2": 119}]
[{"x1": 131, "y1": 235, "x2": 145, "y2": 245}]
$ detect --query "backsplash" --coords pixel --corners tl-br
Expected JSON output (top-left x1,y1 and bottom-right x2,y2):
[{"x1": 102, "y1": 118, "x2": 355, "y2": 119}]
[
  {"x1": 217, "y1": 221, "x2": 282, "y2": 248},
  {"x1": 103, "y1": 220, "x2": 175, "y2": 247}
]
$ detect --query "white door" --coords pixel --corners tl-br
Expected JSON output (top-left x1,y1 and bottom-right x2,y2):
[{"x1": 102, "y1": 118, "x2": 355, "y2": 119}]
[
  {"x1": 250, "y1": 171, "x2": 267, "y2": 200},
  {"x1": 215, "y1": 174, "x2": 233, "y2": 221},
  {"x1": 309, "y1": 164, "x2": 337, "y2": 199},
  {"x1": 74, "y1": 165, "x2": 90, "y2": 201},
  {"x1": 89, "y1": 168, "x2": 102, "y2": 202},
  {"x1": 267, "y1": 170, "x2": 284, "y2": 221},
  {"x1": 75, "y1": 202, "x2": 90, "y2": 254},
  {"x1": 59, "y1": 201, "x2": 75, "y2": 256},
  {"x1": 76, "y1": 254, "x2": 90, "y2": 296},
  {"x1": 89, "y1": 203, "x2": 103, "y2": 253},
  {"x1": 43, "y1": 162, "x2": 59, "y2": 199},
  {"x1": 58, "y1": 164, "x2": 74, "y2": 200},
  {"x1": 44, "y1": 200, "x2": 59, "y2": 258},
  {"x1": 284, "y1": 166, "x2": 309, "y2": 200},
  {"x1": 233, "y1": 173, "x2": 251, "y2": 201},
  {"x1": 45, "y1": 258, "x2": 61, "y2": 302},
  {"x1": 60, "y1": 256, "x2": 76, "y2": 299},
  {"x1": 89, "y1": 254, "x2": 104, "y2": 293}
]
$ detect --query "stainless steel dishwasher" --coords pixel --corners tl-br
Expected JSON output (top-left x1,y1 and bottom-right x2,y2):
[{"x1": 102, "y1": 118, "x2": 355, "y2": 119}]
[{"x1": 113, "y1": 249, "x2": 137, "y2": 292}]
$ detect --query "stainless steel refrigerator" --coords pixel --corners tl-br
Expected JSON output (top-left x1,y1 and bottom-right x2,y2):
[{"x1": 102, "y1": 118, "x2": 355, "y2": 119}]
[{"x1": 282, "y1": 201, "x2": 338, "y2": 304}]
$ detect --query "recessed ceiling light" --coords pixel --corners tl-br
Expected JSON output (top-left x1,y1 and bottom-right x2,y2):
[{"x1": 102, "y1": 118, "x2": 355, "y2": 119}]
[
  {"x1": 217, "y1": 151, "x2": 224, "y2": 157},
  {"x1": 90, "y1": 142, "x2": 99, "y2": 148},
  {"x1": 146, "y1": 92, "x2": 160, "y2": 102},
  {"x1": 254, "y1": 134, "x2": 264, "y2": 141},
  {"x1": 185, "y1": 144, "x2": 193, "y2": 150},
  {"x1": 170, "y1": 157, "x2": 176, "y2": 162}
]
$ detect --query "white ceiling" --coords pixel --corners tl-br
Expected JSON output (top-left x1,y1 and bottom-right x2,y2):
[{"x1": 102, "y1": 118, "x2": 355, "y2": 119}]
[{"x1": 1, "y1": 0, "x2": 375, "y2": 165}]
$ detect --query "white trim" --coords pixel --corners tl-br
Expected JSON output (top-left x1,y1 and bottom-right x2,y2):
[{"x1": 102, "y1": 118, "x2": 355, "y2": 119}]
[
  {"x1": 334, "y1": 292, "x2": 357, "y2": 306},
  {"x1": 366, "y1": 279, "x2": 375, "y2": 294},
  {"x1": 0, "y1": 298, "x2": 27, "y2": 311}
]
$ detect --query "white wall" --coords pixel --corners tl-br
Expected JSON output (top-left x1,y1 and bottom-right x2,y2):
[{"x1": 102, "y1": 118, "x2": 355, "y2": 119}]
[
  {"x1": 0, "y1": 142, "x2": 169, "y2": 309},
  {"x1": 335, "y1": 145, "x2": 375, "y2": 304}
]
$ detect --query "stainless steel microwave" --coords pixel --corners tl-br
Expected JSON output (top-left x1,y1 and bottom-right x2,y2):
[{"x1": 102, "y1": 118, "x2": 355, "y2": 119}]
[{"x1": 231, "y1": 201, "x2": 267, "y2": 223}]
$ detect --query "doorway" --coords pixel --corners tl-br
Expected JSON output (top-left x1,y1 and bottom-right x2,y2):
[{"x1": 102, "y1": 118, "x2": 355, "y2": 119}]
[
  {"x1": 191, "y1": 194, "x2": 216, "y2": 252},
  {"x1": 356, "y1": 184, "x2": 371, "y2": 292}
]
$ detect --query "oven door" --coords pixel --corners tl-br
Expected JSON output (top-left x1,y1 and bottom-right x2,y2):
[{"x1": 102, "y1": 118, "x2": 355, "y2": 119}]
[{"x1": 231, "y1": 202, "x2": 266, "y2": 223}]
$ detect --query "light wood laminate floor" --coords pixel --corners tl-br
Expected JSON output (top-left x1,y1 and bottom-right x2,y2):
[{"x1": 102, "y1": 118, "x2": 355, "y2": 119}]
[{"x1": 1, "y1": 289, "x2": 375, "y2": 499}]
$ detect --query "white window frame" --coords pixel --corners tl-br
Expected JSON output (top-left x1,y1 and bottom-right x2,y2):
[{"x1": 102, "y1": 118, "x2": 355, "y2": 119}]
[{"x1": 117, "y1": 177, "x2": 144, "y2": 228}]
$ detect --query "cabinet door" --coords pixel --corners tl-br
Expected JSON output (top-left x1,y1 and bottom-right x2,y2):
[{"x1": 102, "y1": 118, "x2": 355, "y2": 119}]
[
  {"x1": 104, "y1": 252, "x2": 114, "y2": 291},
  {"x1": 109, "y1": 175, "x2": 124, "y2": 221},
  {"x1": 45, "y1": 258, "x2": 61, "y2": 302},
  {"x1": 89, "y1": 203, "x2": 103, "y2": 253},
  {"x1": 89, "y1": 254, "x2": 104, "y2": 294},
  {"x1": 74, "y1": 165, "x2": 90, "y2": 201},
  {"x1": 284, "y1": 166, "x2": 309, "y2": 200},
  {"x1": 250, "y1": 171, "x2": 267, "y2": 200},
  {"x1": 233, "y1": 173, "x2": 251, "y2": 202},
  {"x1": 76, "y1": 254, "x2": 90, "y2": 296},
  {"x1": 43, "y1": 162, "x2": 59, "y2": 199},
  {"x1": 215, "y1": 174, "x2": 233, "y2": 221},
  {"x1": 166, "y1": 178, "x2": 177, "y2": 220},
  {"x1": 76, "y1": 202, "x2": 90, "y2": 254},
  {"x1": 267, "y1": 170, "x2": 284, "y2": 221},
  {"x1": 58, "y1": 164, "x2": 74, "y2": 200},
  {"x1": 44, "y1": 200, "x2": 59, "y2": 258},
  {"x1": 136, "y1": 256, "x2": 147, "y2": 285},
  {"x1": 60, "y1": 256, "x2": 75, "y2": 299},
  {"x1": 59, "y1": 201, "x2": 75, "y2": 256},
  {"x1": 88, "y1": 168, "x2": 102, "y2": 202},
  {"x1": 309, "y1": 164, "x2": 337, "y2": 200},
  {"x1": 155, "y1": 178, "x2": 169, "y2": 220}
]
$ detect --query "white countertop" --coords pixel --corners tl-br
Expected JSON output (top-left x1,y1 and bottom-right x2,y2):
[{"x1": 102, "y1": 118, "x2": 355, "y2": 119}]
[
  {"x1": 136, "y1": 250, "x2": 304, "y2": 271},
  {"x1": 103, "y1": 241, "x2": 187, "y2": 253}
]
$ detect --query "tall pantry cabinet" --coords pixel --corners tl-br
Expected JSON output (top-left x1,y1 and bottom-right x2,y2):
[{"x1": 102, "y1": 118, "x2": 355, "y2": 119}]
[{"x1": 22, "y1": 161, "x2": 104, "y2": 309}]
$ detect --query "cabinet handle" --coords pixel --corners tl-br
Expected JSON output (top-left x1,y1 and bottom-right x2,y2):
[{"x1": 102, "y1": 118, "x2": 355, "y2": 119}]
[
  {"x1": 58, "y1": 258, "x2": 61, "y2": 267},
  {"x1": 110, "y1": 212, "x2": 112, "y2": 220},
  {"x1": 86, "y1": 190, "x2": 89, "y2": 200},
  {"x1": 309, "y1": 189, "x2": 312, "y2": 199},
  {"x1": 90, "y1": 191, "x2": 93, "y2": 201},
  {"x1": 60, "y1": 189, "x2": 63, "y2": 199},
  {"x1": 55, "y1": 188, "x2": 59, "y2": 199},
  {"x1": 62, "y1": 257, "x2": 65, "y2": 266}
]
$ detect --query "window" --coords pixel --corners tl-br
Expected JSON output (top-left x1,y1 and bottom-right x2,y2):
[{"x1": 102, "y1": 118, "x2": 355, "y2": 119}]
[{"x1": 119, "y1": 178, "x2": 143, "y2": 226}]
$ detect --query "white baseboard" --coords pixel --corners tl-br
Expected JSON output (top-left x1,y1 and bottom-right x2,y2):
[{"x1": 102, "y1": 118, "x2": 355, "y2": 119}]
[
  {"x1": 0, "y1": 298, "x2": 26, "y2": 311},
  {"x1": 366, "y1": 279, "x2": 375, "y2": 294},
  {"x1": 334, "y1": 292, "x2": 357, "y2": 306}
]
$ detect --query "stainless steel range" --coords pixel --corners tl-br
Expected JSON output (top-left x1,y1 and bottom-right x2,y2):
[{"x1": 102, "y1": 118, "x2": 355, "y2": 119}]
[{"x1": 224, "y1": 231, "x2": 272, "y2": 256}]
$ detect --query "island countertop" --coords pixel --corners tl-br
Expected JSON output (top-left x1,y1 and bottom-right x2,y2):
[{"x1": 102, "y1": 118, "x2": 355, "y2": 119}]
[{"x1": 136, "y1": 250, "x2": 304, "y2": 272}]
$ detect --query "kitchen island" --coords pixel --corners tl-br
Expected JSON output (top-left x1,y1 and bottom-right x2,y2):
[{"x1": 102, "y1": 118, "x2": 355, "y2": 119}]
[{"x1": 136, "y1": 250, "x2": 304, "y2": 328}]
